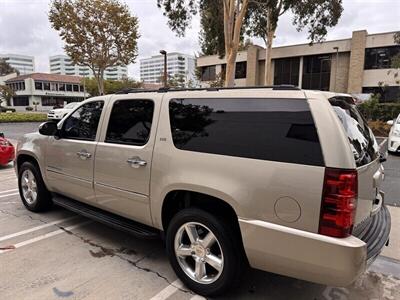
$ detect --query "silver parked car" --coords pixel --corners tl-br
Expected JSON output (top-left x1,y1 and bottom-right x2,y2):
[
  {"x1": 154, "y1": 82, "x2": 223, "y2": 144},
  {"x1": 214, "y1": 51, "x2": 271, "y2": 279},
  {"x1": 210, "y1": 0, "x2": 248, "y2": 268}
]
[
  {"x1": 15, "y1": 86, "x2": 390, "y2": 296},
  {"x1": 387, "y1": 113, "x2": 400, "y2": 153}
]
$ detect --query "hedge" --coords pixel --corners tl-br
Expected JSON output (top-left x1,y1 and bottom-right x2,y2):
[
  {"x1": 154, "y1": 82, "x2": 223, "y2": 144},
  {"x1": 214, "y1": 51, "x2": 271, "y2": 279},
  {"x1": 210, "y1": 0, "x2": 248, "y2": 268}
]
[
  {"x1": 358, "y1": 102, "x2": 400, "y2": 121},
  {"x1": 0, "y1": 112, "x2": 48, "y2": 123}
]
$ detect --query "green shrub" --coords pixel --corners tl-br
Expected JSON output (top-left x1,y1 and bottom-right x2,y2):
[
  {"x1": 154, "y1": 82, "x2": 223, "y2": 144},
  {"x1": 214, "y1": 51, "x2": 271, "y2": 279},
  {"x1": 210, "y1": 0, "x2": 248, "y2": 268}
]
[
  {"x1": 358, "y1": 100, "x2": 400, "y2": 121},
  {"x1": 0, "y1": 112, "x2": 47, "y2": 123},
  {"x1": 25, "y1": 106, "x2": 34, "y2": 111}
]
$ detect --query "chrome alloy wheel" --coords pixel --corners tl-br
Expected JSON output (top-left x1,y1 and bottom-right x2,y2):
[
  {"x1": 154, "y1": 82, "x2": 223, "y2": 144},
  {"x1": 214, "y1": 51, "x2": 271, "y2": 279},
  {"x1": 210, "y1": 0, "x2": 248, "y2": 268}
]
[
  {"x1": 21, "y1": 169, "x2": 38, "y2": 205},
  {"x1": 174, "y1": 222, "x2": 224, "y2": 284}
]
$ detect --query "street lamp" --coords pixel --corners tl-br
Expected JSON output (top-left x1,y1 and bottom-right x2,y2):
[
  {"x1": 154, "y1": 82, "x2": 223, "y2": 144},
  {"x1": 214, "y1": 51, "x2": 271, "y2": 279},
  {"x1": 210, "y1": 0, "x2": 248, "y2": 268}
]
[
  {"x1": 333, "y1": 46, "x2": 339, "y2": 92},
  {"x1": 160, "y1": 50, "x2": 167, "y2": 87}
]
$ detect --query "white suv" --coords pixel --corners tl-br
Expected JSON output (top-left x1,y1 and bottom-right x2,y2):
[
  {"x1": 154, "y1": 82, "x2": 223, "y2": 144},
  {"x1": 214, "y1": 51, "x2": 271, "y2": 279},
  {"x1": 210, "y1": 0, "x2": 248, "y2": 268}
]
[
  {"x1": 15, "y1": 86, "x2": 391, "y2": 296},
  {"x1": 387, "y1": 113, "x2": 400, "y2": 153},
  {"x1": 47, "y1": 102, "x2": 80, "y2": 120}
]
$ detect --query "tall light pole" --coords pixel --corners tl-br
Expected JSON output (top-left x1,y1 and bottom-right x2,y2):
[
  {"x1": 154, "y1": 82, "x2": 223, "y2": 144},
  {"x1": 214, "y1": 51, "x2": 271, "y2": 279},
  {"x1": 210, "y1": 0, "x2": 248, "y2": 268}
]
[
  {"x1": 160, "y1": 50, "x2": 167, "y2": 87},
  {"x1": 333, "y1": 46, "x2": 339, "y2": 92}
]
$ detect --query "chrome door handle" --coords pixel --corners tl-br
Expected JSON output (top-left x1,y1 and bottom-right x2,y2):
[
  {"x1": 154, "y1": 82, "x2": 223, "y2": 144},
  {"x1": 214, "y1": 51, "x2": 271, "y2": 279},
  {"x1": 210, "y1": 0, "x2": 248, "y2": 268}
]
[
  {"x1": 76, "y1": 150, "x2": 92, "y2": 160},
  {"x1": 127, "y1": 156, "x2": 147, "y2": 168}
]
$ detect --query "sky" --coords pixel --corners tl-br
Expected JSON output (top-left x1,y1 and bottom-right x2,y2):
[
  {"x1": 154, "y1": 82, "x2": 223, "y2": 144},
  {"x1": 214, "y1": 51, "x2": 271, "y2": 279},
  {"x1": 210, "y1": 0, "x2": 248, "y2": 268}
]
[{"x1": 0, "y1": 0, "x2": 399, "y2": 80}]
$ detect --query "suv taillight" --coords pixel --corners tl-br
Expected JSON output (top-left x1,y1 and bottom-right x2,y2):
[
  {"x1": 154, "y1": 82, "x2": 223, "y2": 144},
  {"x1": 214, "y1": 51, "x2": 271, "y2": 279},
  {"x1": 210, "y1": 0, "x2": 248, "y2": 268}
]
[{"x1": 319, "y1": 168, "x2": 358, "y2": 238}]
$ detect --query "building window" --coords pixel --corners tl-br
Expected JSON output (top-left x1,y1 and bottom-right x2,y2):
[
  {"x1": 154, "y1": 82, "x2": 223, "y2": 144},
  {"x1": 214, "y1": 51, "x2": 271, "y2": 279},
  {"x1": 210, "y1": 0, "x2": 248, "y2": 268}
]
[
  {"x1": 201, "y1": 65, "x2": 216, "y2": 81},
  {"x1": 235, "y1": 62, "x2": 247, "y2": 79},
  {"x1": 50, "y1": 82, "x2": 58, "y2": 91},
  {"x1": 13, "y1": 96, "x2": 29, "y2": 106},
  {"x1": 302, "y1": 55, "x2": 331, "y2": 91},
  {"x1": 362, "y1": 86, "x2": 400, "y2": 102},
  {"x1": 73, "y1": 85, "x2": 79, "y2": 92},
  {"x1": 274, "y1": 57, "x2": 300, "y2": 86},
  {"x1": 35, "y1": 81, "x2": 43, "y2": 90},
  {"x1": 66, "y1": 84, "x2": 72, "y2": 91},
  {"x1": 59, "y1": 84, "x2": 65, "y2": 91},
  {"x1": 43, "y1": 82, "x2": 50, "y2": 90},
  {"x1": 364, "y1": 46, "x2": 400, "y2": 69}
]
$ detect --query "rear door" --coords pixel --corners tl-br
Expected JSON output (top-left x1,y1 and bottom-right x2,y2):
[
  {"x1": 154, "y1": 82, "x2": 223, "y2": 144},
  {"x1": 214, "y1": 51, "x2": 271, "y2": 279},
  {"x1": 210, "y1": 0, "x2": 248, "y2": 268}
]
[
  {"x1": 93, "y1": 96, "x2": 160, "y2": 226},
  {"x1": 329, "y1": 97, "x2": 382, "y2": 224}
]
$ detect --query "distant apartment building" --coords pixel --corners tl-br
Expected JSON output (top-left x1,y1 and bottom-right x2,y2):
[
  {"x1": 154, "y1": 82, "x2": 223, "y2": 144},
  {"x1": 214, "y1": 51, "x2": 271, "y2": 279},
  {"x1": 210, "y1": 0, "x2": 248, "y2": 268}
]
[
  {"x1": 0, "y1": 54, "x2": 35, "y2": 75},
  {"x1": 5, "y1": 73, "x2": 85, "y2": 111},
  {"x1": 49, "y1": 55, "x2": 128, "y2": 80},
  {"x1": 197, "y1": 30, "x2": 400, "y2": 101},
  {"x1": 140, "y1": 52, "x2": 196, "y2": 85}
]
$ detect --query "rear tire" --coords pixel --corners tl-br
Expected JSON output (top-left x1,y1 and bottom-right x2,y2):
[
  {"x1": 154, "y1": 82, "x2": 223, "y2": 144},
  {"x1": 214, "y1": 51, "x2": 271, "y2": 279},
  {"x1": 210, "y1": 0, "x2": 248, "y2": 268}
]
[
  {"x1": 166, "y1": 208, "x2": 244, "y2": 297},
  {"x1": 18, "y1": 161, "x2": 52, "y2": 212}
]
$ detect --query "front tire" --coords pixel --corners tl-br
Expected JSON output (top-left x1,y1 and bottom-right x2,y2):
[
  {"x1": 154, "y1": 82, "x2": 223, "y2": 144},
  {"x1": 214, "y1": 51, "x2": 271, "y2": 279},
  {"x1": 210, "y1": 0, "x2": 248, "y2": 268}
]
[
  {"x1": 166, "y1": 208, "x2": 244, "y2": 297},
  {"x1": 18, "y1": 161, "x2": 52, "y2": 212}
]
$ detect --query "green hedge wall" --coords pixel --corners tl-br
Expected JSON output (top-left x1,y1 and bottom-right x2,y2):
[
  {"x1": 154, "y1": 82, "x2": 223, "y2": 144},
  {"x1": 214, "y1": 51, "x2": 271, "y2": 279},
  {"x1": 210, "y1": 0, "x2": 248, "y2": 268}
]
[{"x1": 358, "y1": 102, "x2": 400, "y2": 121}]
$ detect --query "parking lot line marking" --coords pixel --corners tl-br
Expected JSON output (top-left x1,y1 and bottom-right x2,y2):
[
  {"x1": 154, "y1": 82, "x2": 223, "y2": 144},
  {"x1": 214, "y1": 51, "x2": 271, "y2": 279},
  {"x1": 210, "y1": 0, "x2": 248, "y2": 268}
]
[
  {"x1": 0, "y1": 216, "x2": 79, "y2": 242},
  {"x1": 0, "y1": 189, "x2": 18, "y2": 194},
  {"x1": 0, "y1": 201, "x2": 18, "y2": 205},
  {"x1": 379, "y1": 138, "x2": 388, "y2": 148},
  {"x1": 189, "y1": 295, "x2": 206, "y2": 300},
  {"x1": 149, "y1": 279, "x2": 184, "y2": 300},
  {"x1": 0, "y1": 192, "x2": 19, "y2": 198},
  {"x1": 0, "y1": 172, "x2": 16, "y2": 177},
  {"x1": 0, "y1": 220, "x2": 91, "y2": 254}
]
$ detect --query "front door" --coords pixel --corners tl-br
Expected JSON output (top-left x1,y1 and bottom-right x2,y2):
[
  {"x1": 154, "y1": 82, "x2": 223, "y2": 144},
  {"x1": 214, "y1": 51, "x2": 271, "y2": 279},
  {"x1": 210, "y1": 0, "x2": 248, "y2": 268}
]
[
  {"x1": 46, "y1": 100, "x2": 105, "y2": 204},
  {"x1": 94, "y1": 97, "x2": 158, "y2": 226}
]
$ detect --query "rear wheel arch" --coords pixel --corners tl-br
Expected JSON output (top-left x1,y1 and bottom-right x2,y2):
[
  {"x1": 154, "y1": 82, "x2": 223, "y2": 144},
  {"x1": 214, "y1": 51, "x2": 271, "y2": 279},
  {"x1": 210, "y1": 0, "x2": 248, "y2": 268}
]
[{"x1": 161, "y1": 190, "x2": 247, "y2": 260}]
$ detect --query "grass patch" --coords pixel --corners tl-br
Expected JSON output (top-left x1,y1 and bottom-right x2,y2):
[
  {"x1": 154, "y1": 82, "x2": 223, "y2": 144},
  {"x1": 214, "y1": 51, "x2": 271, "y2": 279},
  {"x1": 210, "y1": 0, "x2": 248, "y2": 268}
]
[{"x1": 0, "y1": 112, "x2": 47, "y2": 123}]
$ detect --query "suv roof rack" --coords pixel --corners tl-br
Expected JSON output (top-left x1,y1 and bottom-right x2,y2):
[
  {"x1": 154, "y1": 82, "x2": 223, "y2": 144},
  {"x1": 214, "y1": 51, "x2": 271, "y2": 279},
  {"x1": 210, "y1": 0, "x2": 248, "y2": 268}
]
[{"x1": 115, "y1": 85, "x2": 300, "y2": 94}]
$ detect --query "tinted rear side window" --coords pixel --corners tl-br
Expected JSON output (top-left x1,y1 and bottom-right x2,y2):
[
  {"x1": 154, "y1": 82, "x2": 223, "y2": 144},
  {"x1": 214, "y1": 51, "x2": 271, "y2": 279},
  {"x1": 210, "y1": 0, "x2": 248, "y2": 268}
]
[
  {"x1": 105, "y1": 99, "x2": 154, "y2": 146},
  {"x1": 169, "y1": 98, "x2": 324, "y2": 166},
  {"x1": 329, "y1": 97, "x2": 378, "y2": 167}
]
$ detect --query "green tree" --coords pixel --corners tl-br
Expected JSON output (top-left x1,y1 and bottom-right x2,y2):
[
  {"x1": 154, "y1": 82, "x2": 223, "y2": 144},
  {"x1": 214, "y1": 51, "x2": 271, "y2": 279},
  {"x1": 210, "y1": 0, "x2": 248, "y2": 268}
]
[
  {"x1": 49, "y1": 0, "x2": 139, "y2": 95},
  {"x1": 0, "y1": 59, "x2": 19, "y2": 76},
  {"x1": 82, "y1": 77, "x2": 143, "y2": 96},
  {"x1": 246, "y1": 0, "x2": 343, "y2": 85},
  {"x1": 157, "y1": 0, "x2": 249, "y2": 87},
  {"x1": 0, "y1": 85, "x2": 15, "y2": 107},
  {"x1": 198, "y1": 0, "x2": 226, "y2": 57}
]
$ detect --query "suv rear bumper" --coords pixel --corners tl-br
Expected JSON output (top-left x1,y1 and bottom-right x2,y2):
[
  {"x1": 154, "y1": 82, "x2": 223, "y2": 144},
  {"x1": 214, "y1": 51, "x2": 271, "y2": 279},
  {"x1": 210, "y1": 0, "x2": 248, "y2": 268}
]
[
  {"x1": 353, "y1": 205, "x2": 391, "y2": 264},
  {"x1": 239, "y1": 206, "x2": 390, "y2": 286}
]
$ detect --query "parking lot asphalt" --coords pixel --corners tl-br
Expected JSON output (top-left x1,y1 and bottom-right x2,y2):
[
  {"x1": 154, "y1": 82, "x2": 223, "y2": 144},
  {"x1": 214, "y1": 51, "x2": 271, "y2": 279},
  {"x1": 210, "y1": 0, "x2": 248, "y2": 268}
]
[
  {"x1": 0, "y1": 124, "x2": 400, "y2": 299},
  {"x1": 1, "y1": 165, "x2": 400, "y2": 300}
]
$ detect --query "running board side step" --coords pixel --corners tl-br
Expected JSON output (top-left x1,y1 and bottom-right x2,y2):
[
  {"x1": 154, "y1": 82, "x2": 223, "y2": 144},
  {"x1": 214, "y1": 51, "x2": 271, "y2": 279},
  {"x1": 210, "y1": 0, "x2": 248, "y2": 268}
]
[{"x1": 52, "y1": 194, "x2": 160, "y2": 239}]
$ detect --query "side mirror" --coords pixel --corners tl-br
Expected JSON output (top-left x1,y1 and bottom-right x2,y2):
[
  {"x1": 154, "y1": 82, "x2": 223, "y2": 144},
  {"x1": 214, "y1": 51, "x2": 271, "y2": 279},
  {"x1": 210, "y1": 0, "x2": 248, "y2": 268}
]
[
  {"x1": 387, "y1": 120, "x2": 394, "y2": 126},
  {"x1": 39, "y1": 121, "x2": 58, "y2": 136}
]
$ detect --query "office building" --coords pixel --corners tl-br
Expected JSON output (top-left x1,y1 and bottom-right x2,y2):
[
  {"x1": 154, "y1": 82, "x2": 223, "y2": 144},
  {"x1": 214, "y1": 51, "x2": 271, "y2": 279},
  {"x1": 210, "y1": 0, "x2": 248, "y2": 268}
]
[
  {"x1": 0, "y1": 53, "x2": 35, "y2": 75},
  {"x1": 49, "y1": 55, "x2": 128, "y2": 80},
  {"x1": 197, "y1": 30, "x2": 400, "y2": 101},
  {"x1": 140, "y1": 52, "x2": 196, "y2": 85},
  {"x1": 5, "y1": 73, "x2": 85, "y2": 111}
]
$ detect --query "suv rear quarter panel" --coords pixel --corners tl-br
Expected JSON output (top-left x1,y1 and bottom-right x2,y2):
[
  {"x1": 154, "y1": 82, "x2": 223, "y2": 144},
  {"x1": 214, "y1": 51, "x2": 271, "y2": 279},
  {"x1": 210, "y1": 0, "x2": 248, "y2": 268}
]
[{"x1": 150, "y1": 90, "x2": 326, "y2": 234}]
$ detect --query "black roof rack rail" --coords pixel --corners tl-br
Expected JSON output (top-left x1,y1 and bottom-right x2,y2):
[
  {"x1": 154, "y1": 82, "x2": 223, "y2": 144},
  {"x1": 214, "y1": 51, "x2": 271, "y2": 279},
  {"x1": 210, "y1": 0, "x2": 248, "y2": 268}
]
[{"x1": 114, "y1": 85, "x2": 300, "y2": 94}]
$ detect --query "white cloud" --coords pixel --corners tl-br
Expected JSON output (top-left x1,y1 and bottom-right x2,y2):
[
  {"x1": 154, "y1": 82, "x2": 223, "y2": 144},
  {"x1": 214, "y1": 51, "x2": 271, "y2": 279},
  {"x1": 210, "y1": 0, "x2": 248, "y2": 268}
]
[{"x1": 0, "y1": 0, "x2": 399, "y2": 79}]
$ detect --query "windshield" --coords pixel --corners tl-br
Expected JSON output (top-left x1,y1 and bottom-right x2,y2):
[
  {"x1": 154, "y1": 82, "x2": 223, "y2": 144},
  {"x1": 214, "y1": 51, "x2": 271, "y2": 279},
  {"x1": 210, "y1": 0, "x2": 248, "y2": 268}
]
[
  {"x1": 329, "y1": 96, "x2": 379, "y2": 167},
  {"x1": 64, "y1": 102, "x2": 78, "y2": 109}
]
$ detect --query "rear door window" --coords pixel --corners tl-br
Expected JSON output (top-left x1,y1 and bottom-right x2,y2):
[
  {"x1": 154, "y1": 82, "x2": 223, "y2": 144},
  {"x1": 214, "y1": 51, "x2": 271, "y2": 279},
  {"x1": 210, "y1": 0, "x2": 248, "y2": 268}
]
[
  {"x1": 105, "y1": 99, "x2": 154, "y2": 146},
  {"x1": 329, "y1": 97, "x2": 378, "y2": 167},
  {"x1": 169, "y1": 98, "x2": 324, "y2": 166}
]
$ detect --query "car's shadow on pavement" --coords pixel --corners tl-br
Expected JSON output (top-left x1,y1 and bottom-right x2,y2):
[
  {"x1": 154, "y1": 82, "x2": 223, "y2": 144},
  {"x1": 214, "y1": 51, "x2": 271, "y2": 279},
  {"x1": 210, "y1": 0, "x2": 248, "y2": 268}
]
[{"x1": 48, "y1": 209, "x2": 399, "y2": 300}]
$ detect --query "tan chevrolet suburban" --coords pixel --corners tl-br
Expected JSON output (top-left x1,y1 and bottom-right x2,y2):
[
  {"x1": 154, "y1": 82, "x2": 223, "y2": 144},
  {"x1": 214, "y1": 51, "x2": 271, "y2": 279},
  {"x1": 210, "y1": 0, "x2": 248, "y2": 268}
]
[{"x1": 15, "y1": 86, "x2": 391, "y2": 296}]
